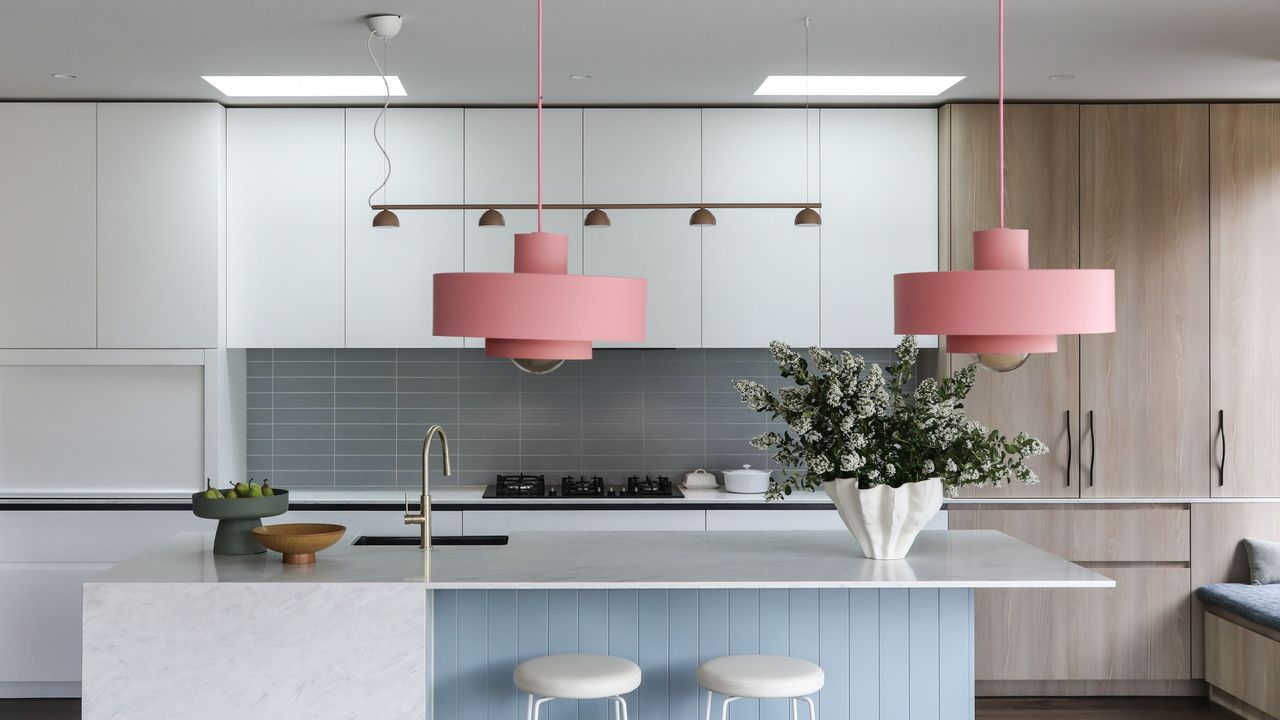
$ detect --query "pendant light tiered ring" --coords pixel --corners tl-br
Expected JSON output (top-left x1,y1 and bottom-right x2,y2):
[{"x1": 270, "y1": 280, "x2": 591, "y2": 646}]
[
  {"x1": 895, "y1": 228, "x2": 1115, "y2": 354},
  {"x1": 434, "y1": 233, "x2": 646, "y2": 360}
]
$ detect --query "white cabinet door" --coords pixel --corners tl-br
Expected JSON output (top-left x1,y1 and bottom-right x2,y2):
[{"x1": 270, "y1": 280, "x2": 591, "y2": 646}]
[
  {"x1": 705, "y1": 509, "x2": 847, "y2": 531},
  {"x1": 0, "y1": 104, "x2": 96, "y2": 348},
  {"x1": 465, "y1": 108, "x2": 582, "y2": 203},
  {"x1": 97, "y1": 103, "x2": 223, "y2": 349},
  {"x1": 584, "y1": 209, "x2": 701, "y2": 348},
  {"x1": 346, "y1": 109, "x2": 464, "y2": 348},
  {"x1": 285, "y1": 510, "x2": 463, "y2": 538},
  {"x1": 701, "y1": 108, "x2": 817, "y2": 203},
  {"x1": 820, "y1": 109, "x2": 938, "y2": 348},
  {"x1": 701, "y1": 110, "x2": 820, "y2": 347},
  {"x1": 701, "y1": 210, "x2": 819, "y2": 347},
  {"x1": 584, "y1": 109, "x2": 701, "y2": 203},
  {"x1": 0, "y1": 564, "x2": 109, "y2": 683},
  {"x1": 227, "y1": 109, "x2": 345, "y2": 348}
]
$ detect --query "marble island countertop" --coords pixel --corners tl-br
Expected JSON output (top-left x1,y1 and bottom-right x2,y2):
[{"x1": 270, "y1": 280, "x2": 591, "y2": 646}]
[{"x1": 90, "y1": 530, "x2": 1115, "y2": 589}]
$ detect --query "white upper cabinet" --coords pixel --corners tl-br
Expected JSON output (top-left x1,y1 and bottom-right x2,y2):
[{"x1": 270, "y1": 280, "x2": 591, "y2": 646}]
[
  {"x1": 820, "y1": 109, "x2": 938, "y2": 348},
  {"x1": 585, "y1": 210, "x2": 701, "y2": 348},
  {"x1": 702, "y1": 210, "x2": 820, "y2": 347},
  {"x1": 227, "y1": 108, "x2": 345, "y2": 348},
  {"x1": 0, "y1": 103, "x2": 97, "y2": 348},
  {"x1": 701, "y1": 110, "x2": 820, "y2": 347},
  {"x1": 345, "y1": 108, "x2": 464, "y2": 348},
  {"x1": 584, "y1": 109, "x2": 701, "y2": 203},
  {"x1": 97, "y1": 103, "x2": 223, "y2": 348},
  {"x1": 701, "y1": 108, "x2": 818, "y2": 203},
  {"x1": 465, "y1": 108, "x2": 582, "y2": 203}
]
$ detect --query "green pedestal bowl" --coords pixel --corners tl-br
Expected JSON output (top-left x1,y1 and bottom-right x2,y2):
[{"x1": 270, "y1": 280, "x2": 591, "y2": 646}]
[{"x1": 191, "y1": 490, "x2": 289, "y2": 555}]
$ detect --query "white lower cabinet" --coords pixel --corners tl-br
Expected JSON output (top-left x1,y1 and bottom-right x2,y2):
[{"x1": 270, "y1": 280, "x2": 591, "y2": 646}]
[
  {"x1": 462, "y1": 509, "x2": 706, "y2": 534},
  {"x1": 0, "y1": 564, "x2": 108, "y2": 688},
  {"x1": 285, "y1": 510, "x2": 462, "y2": 537},
  {"x1": 705, "y1": 509, "x2": 846, "y2": 531}
]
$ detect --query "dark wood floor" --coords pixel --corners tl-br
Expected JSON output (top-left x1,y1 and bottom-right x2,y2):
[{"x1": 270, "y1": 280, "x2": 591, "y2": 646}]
[{"x1": 0, "y1": 697, "x2": 1245, "y2": 719}]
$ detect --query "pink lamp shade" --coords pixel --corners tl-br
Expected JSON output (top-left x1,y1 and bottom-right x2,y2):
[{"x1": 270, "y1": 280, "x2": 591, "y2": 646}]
[
  {"x1": 433, "y1": 232, "x2": 647, "y2": 359},
  {"x1": 894, "y1": 228, "x2": 1115, "y2": 355}
]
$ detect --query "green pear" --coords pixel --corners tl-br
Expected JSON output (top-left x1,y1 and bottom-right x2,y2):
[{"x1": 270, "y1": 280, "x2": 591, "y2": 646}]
[
  {"x1": 248, "y1": 484, "x2": 263, "y2": 498},
  {"x1": 235, "y1": 481, "x2": 251, "y2": 496},
  {"x1": 202, "y1": 479, "x2": 221, "y2": 500},
  {"x1": 261, "y1": 481, "x2": 275, "y2": 497},
  {"x1": 223, "y1": 488, "x2": 238, "y2": 499}
]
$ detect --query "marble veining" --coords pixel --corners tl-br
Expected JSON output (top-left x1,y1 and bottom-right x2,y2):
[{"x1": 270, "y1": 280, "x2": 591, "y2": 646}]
[
  {"x1": 92, "y1": 530, "x2": 1114, "y2": 589},
  {"x1": 82, "y1": 581, "x2": 427, "y2": 720}
]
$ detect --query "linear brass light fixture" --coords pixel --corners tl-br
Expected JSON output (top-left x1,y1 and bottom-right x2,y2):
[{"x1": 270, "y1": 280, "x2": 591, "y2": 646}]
[{"x1": 375, "y1": 202, "x2": 823, "y2": 227}]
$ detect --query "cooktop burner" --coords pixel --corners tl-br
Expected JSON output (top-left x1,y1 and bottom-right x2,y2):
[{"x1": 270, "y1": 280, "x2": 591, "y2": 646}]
[
  {"x1": 492, "y1": 474, "x2": 546, "y2": 498},
  {"x1": 482, "y1": 474, "x2": 683, "y2": 499}
]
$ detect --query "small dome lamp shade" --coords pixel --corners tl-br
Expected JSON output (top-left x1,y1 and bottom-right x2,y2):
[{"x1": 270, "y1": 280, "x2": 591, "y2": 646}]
[
  {"x1": 584, "y1": 208, "x2": 611, "y2": 227},
  {"x1": 478, "y1": 209, "x2": 506, "y2": 227},
  {"x1": 372, "y1": 209, "x2": 400, "y2": 228},
  {"x1": 689, "y1": 208, "x2": 717, "y2": 227},
  {"x1": 794, "y1": 207, "x2": 822, "y2": 227}
]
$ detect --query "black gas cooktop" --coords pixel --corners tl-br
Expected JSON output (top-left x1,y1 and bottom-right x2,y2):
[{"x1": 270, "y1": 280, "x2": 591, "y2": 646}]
[{"x1": 484, "y1": 474, "x2": 683, "y2": 499}]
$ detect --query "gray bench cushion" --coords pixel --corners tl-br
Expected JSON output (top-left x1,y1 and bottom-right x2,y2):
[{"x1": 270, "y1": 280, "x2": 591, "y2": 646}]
[{"x1": 1197, "y1": 583, "x2": 1280, "y2": 631}]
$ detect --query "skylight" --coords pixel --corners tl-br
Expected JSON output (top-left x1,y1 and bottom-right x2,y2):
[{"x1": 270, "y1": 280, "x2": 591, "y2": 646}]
[{"x1": 202, "y1": 76, "x2": 407, "y2": 97}]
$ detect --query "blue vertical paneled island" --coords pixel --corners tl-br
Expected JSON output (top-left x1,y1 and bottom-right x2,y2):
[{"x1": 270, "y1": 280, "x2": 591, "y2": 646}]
[{"x1": 83, "y1": 530, "x2": 1112, "y2": 720}]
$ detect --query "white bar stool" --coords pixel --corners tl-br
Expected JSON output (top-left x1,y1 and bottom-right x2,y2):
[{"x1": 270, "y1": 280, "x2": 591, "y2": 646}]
[
  {"x1": 514, "y1": 653, "x2": 642, "y2": 720},
  {"x1": 696, "y1": 655, "x2": 824, "y2": 720}
]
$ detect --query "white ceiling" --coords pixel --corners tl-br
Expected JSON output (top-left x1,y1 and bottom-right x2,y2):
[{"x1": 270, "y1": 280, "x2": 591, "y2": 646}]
[{"x1": 2, "y1": 0, "x2": 1279, "y2": 106}]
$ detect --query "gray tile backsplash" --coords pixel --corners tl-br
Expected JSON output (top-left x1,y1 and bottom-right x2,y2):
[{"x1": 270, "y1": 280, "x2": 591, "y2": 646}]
[{"x1": 246, "y1": 347, "x2": 900, "y2": 489}]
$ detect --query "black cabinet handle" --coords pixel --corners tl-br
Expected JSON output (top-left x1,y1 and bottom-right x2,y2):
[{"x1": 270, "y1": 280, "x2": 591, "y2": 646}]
[
  {"x1": 1088, "y1": 410, "x2": 1096, "y2": 488},
  {"x1": 1218, "y1": 409, "x2": 1227, "y2": 487},
  {"x1": 1065, "y1": 409, "x2": 1073, "y2": 487}
]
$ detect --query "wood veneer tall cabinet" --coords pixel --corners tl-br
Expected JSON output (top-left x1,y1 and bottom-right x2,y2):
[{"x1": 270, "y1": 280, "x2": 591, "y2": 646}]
[
  {"x1": 1080, "y1": 104, "x2": 1211, "y2": 498},
  {"x1": 1209, "y1": 104, "x2": 1280, "y2": 497},
  {"x1": 941, "y1": 104, "x2": 1081, "y2": 497}
]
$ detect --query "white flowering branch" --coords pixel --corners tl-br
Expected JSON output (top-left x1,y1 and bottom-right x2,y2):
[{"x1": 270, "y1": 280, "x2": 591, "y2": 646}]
[{"x1": 733, "y1": 336, "x2": 1048, "y2": 499}]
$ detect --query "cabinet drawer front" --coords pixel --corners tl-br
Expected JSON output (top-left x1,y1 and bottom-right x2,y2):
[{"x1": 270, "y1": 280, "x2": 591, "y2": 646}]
[
  {"x1": 0, "y1": 511, "x2": 205, "y2": 564},
  {"x1": 461, "y1": 510, "x2": 704, "y2": 534},
  {"x1": 949, "y1": 506, "x2": 1189, "y2": 562},
  {"x1": 975, "y1": 566, "x2": 1191, "y2": 681}
]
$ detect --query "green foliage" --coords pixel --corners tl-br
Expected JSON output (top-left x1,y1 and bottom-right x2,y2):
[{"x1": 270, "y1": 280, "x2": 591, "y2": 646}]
[{"x1": 733, "y1": 336, "x2": 1048, "y2": 499}]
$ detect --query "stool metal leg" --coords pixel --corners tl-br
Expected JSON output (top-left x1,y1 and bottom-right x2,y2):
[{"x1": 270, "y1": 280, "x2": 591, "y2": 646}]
[
  {"x1": 790, "y1": 695, "x2": 816, "y2": 720},
  {"x1": 802, "y1": 695, "x2": 817, "y2": 720},
  {"x1": 720, "y1": 695, "x2": 741, "y2": 720},
  {"x1": 704, "y1": 690, "x2": 714, "y2": 720},
  {"x1": 528, "y1": 695, "x2": 555, "y2": 720},
  {"x1": 610, "y1": 695, "x2": 629, "y2": 720}
]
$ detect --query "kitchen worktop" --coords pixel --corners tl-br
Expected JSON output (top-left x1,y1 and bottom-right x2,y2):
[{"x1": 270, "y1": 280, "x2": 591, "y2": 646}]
[{"x1": 90, "y1": 529, "x2": 1113, "y2": 589}]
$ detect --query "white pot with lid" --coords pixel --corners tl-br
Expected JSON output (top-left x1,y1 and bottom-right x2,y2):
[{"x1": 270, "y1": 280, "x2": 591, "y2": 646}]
[
  {"x1": 721, "y1": 465, "x2": 771, "y2": 494},
  {"x1": 683, "y1": 468, "x2": 719, "y2": 489}
]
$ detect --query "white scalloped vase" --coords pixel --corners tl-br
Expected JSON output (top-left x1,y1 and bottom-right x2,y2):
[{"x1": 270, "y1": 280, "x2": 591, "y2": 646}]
[{"x1": 824, "y1": 477, "x2": 944, "y2": 560}]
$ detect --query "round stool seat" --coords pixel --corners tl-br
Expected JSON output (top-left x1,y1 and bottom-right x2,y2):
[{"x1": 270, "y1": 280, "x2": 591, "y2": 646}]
[
  {"x1": 514, "y1": 654, "x2": 642, "y2": 699},
  {"x1": 696, "y1": 655, "x2": 824, "y2": 699}
]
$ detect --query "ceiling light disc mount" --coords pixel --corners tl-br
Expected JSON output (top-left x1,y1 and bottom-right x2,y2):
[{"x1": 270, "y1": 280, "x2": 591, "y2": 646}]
[{"x1": 366, "y1": 14, "x2": 403, "y2": 39}]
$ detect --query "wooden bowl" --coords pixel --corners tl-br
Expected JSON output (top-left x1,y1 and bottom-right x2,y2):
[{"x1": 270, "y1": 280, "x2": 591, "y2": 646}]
[{"x1": 251, "y1": 523, "x2": 346, "y2": 564}]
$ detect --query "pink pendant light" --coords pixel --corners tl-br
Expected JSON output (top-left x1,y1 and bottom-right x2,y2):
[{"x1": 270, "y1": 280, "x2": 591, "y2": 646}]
[
  {"x1": 432, "y1": 0, "x2": 647, "y2": 368},
  {"x1": 893, "y1": 0, "x2": 1113, "y2": 372}
]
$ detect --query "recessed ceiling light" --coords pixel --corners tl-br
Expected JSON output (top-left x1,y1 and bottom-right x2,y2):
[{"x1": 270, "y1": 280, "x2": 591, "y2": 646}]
[
  {"x1": 51, "y1": 73, "x2": 78, "y2": 80},
  {"x1": 1048, "y1": 74, "x2": 1075, "y2": 81},
  {"x1": 201, "y1": 76, "x2": 407, "y2": 97},
  {"x1": 754, "y1": 75, "x2": 965, "y2": 97},
  {"x1": 569, "y1": 73, "x2": 594, "y2": 80}
]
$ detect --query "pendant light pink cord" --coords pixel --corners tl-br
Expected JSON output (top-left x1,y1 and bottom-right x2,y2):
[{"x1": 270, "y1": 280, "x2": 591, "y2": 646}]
[
  {"x1": 993, "y1": 0, "x2": 1003, "y2": 226},
  {"x1": 536, "y1": 0, "x2": 544, "y2": 232}
]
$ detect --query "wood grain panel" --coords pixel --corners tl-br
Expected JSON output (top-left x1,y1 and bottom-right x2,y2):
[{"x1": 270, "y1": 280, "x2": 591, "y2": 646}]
[
  {"x1": 949, "y1": 506, "x2": 1190, "y2": 562},
  {"x1": 1190, "y1": 502, "x2": 1280, "y2": 678},
  {"x1": 1210, "y1": 104, "x2": 1280, "y2": 498},
  {"x1": 1080, "y1": 104, "x2": 1211, "y2": 498},
  {"x1": 946, "y1": 104, "x2": 1081, "y2": 497},
  {"x1": 976, "y1": 680, "x2": 1206, "y2": 697},
  {"x1": 1205, "y1": 613, "x2": 1280, "y2": 718},
  {"x1": 973, "y1": 567, "x2": 1191, "y2": 681}
]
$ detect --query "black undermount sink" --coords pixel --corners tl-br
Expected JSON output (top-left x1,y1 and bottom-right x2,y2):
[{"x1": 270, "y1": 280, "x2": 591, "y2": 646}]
[{"x1": 352, "y1": 535, "x2": 509, "y2": 546}]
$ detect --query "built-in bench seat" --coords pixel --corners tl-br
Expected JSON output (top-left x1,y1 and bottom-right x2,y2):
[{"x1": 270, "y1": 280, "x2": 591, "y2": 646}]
[
  {"x1": 1197, "y1": 583, "x2": 1280, "y2": 631},
  {"x1": 1196, "y1": 583, "x2": 1280, "y2": 720}
]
